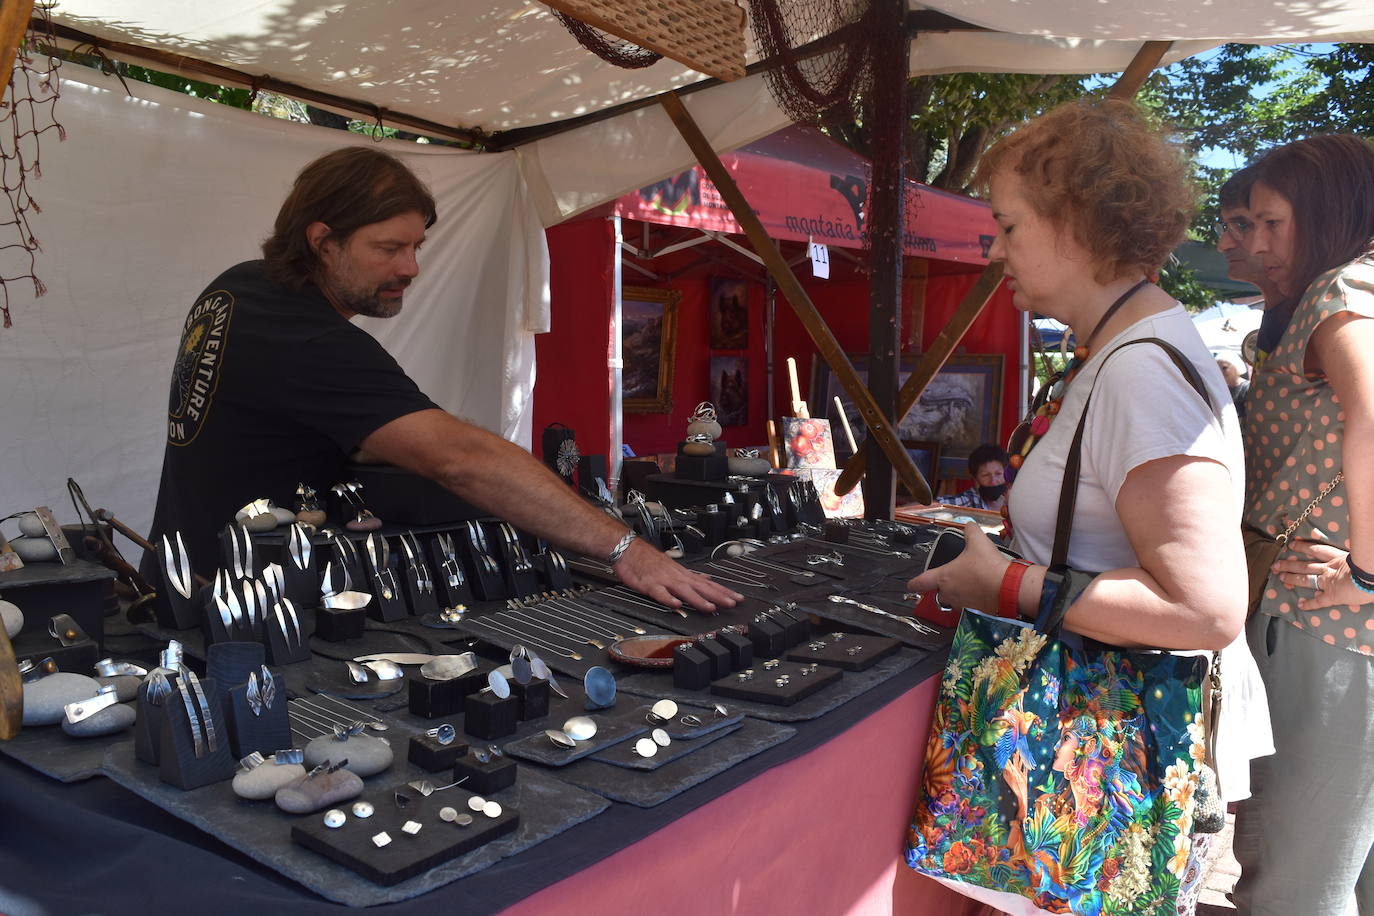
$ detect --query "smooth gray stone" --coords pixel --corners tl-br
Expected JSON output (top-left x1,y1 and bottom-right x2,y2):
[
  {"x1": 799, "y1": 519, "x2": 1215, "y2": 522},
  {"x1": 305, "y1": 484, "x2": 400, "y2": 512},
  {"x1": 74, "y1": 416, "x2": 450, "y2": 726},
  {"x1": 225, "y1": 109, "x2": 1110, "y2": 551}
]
[
  {"x1": 274, "y1": 768, "x2": 364, "y2": 814},
  {"x1": 686, "y1": 418, "x2": 722, "y2": 439},
  {"x1": 61, "y1": 702, "x2": 135, "y2": 737},
  {"x1": 23, "y1": 673, "x2": 101, "y2": 725},
  {"x1": 270, "y1": 506, "x2": 296, "y2": 526},
  {"x1": 0, "y1": 599, "x2": 22, "y2": 638},
  {"x1": 727, "y1": 456, "x2": 772, "y2": 475},
  {"x1": 303, "y1": 733, "x2": 393, "y2": 777},
  {"x1": 233, "y1": 760, "x2": 307, "y2": 800},
  {"x1": 17, "y1": 513, "x2": 47, "y2": 537},
  {"x1": 9, "y1": 537, "x2": 58, "y2": 562},
  {"x1": 94, "y1": 675, "x2": 141, "y2": 703}
]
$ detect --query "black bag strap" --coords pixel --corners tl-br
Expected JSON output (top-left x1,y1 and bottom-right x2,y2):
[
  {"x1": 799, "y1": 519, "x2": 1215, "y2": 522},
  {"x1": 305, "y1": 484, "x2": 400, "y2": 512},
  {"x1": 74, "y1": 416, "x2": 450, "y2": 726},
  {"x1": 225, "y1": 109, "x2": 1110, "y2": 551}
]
[{"x1": 1051, "y1": 337, "x2": 1216, "y2": 569}]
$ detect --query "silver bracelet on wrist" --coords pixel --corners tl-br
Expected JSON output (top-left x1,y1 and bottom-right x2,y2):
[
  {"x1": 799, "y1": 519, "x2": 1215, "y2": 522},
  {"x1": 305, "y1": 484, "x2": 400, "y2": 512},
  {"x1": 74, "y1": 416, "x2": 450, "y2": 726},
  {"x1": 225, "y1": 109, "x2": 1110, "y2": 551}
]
[{"x1": 607, "y1": 531, "x2": 638, "y2": 566}]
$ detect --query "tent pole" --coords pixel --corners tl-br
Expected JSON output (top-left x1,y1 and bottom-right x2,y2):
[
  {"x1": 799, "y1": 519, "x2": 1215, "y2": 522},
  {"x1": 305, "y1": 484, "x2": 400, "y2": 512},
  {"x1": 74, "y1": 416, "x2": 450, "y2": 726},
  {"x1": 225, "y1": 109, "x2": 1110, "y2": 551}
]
[
  {"x1": 610, "y1": 216, "x2": 625, "y2": 494},
  {"x1": 1108, "y1": 41, "x2": 1174, "y2": 99},
  {"x1": 863, "y1": 0, "x2": 911, "y2": 518},
  {"x1": 657, "y1": 91, "x2": 932, "y2": 502},
  {"x1": 765, "y1": 274, "x2": 776, "y2": 452}
]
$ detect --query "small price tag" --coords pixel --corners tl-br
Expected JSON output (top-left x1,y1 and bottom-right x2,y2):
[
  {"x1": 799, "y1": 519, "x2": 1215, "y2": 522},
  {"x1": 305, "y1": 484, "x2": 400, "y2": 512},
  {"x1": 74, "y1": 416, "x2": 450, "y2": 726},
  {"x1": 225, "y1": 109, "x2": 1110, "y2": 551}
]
[{"x1": 808, "y1": 240, "x2": 830, "y2": 279}]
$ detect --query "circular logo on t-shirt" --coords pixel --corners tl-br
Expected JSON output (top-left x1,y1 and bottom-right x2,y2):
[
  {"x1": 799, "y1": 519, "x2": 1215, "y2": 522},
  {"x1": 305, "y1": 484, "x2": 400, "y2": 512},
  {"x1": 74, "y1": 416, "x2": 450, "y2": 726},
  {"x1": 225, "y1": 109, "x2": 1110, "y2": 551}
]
[{"x1": 169, "y1": 289, "x2": 233, "y2": 446}]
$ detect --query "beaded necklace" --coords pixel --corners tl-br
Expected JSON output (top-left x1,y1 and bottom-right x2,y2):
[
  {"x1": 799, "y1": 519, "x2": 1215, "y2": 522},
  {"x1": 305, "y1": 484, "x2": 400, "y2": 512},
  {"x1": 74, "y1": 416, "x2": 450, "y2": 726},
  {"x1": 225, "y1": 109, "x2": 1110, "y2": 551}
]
[{"x1": 1007, "y1": 278, "x2": 1150, "y2": 469}]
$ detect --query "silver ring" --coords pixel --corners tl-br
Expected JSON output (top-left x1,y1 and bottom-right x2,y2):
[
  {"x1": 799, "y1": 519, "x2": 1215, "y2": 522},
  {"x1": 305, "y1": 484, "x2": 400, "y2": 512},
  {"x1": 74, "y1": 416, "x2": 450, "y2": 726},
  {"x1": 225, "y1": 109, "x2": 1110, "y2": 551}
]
[{"x1": 1309, "y1": 574, "x2": 1320, "y2": 591}]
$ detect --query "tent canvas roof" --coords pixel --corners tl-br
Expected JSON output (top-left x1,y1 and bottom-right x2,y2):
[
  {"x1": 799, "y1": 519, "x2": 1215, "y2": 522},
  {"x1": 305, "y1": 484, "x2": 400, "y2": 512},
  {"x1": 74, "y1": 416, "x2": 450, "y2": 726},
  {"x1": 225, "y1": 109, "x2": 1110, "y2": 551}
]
[{"x1": 47, "y1": 2, "x2": 1374, "y2": 226}]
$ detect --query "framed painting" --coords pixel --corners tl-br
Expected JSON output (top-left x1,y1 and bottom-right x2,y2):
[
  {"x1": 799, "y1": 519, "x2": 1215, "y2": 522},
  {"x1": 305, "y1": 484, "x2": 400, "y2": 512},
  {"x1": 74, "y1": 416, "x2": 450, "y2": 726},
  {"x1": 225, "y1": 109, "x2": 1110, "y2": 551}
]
[
  {"x1": 709, "y1": 354, "x2": 749, "y2": 426},
  {"x1": 621, "y1": 286, "x2": 681, "y2": 413},
  {"x1": 812, "y1": 353, "x2": 1003, "y2": 481},
  {"x1": 709, "y1": 276, "x2": 749, "y2": 349}
]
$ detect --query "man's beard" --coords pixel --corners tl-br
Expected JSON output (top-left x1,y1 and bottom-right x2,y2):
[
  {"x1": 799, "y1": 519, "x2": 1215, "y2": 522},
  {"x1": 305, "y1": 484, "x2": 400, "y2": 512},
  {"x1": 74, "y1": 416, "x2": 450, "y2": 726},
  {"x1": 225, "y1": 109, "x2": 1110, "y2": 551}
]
[
  {"x1": 336, "y1": 282, "x2": 407, "y2": 319},
  {"x1": 320, "y1": 258, "x2": 409, "y2": 318}
]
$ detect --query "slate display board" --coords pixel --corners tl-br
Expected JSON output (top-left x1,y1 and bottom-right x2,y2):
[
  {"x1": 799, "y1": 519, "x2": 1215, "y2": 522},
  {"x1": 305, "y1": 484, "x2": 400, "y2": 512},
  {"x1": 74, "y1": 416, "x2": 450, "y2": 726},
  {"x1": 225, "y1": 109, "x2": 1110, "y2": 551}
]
[
  {"x1": 618, "y1": 647, "x2": 927, "y2": 722},
  {"x1": 98, "y1": 729, "x2": 609, "y2": 906}
]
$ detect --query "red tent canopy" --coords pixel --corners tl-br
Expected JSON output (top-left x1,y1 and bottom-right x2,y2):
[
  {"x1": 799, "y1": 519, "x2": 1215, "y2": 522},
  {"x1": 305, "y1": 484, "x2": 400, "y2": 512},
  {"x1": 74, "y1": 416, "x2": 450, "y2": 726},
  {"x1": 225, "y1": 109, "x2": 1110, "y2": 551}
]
[{"x1": 613, "y1": 125, "x2": 997, "y2": 266}]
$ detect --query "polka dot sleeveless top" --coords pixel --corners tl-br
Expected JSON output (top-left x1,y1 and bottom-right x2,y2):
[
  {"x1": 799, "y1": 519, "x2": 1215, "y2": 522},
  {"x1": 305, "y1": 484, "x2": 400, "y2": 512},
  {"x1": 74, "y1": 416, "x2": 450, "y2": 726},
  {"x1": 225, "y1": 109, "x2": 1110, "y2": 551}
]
[{"x1": 1242, "y1": 256, "x2": 1374, "y2": 656}]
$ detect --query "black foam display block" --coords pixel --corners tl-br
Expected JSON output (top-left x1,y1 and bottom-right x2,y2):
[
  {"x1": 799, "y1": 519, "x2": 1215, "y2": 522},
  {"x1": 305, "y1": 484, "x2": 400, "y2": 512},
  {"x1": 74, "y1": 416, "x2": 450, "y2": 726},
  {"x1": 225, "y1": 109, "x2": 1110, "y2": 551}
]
[
  {"x1": 672, "y1": 644, "x2": 713, "y2": 691},
  {"x1": 265, "y1": 614, "x2": 312, "y2": 665},
  {"x1": 400, "y1": 570, "x2": 440, "y2": 619},
  {"x1": 452, "y1": 751, "x2": 518, "y2": 795},
  {"x1": 224, "y1": 679, "x2": 292, "y2": 759},
  {"x1": 674, "y1": 453, "x2": 728, "y2": 482},
  {"x1": 696, "y1": 637, "x2": 731, "y2": 680},
  {"x1": 408, "y1": 673, "x2": 457, "y2": 719},
  {"x1": 746, "y1": 616, "x2": 786, "y2": 659},
  {"x1": 158, "y1": 679, "x2": 236, "y2": 790},
  {"x1": 408, "y1": 732, "x2": 468, "y2": 772},
  {"x1": 314, "y1": 606, "x2": 366, "y2": 642},
  {"x1": 281, "y1": 555, "x2": 319, "y2": 609},
  {"x1": 709, "y1": 661, "x2": 842, "y2": 707},
  {"x1": 133, "y1": 679, "x2": 173, "y2": 765},
  {"x1": 463, "y1": 691, "x2": 518, "y2": 740},
  {"x1": 714, "y1": 629, "x2": 753, "y2": 670},
  {"x1": 292, "y1": 786, "x2": 518, "y2": 886},
  {"x1": 786, "y1": 634, "x2": 901, "y2": 672},
  {"x1": 204, "y1": 642, "x2": 265, "y2": 701},
  {"x1": 511, "y1": 678, "x2": 550, "y2": 721}
]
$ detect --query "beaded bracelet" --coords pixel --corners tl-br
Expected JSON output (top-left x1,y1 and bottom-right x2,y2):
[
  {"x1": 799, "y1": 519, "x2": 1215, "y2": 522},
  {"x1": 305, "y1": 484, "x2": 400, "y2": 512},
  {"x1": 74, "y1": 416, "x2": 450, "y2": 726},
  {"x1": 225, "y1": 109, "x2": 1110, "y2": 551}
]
[{"x1": 1348, "y1": 556, "x2": 1374, "y2": 595}]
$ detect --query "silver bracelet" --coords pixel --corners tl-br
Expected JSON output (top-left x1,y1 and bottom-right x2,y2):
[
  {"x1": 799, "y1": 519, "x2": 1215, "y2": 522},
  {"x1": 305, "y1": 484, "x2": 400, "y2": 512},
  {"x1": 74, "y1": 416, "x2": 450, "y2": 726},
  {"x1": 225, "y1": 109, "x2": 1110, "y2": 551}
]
[{"x1": 607, "y1": 531, "x2": 638, "y2": 566}]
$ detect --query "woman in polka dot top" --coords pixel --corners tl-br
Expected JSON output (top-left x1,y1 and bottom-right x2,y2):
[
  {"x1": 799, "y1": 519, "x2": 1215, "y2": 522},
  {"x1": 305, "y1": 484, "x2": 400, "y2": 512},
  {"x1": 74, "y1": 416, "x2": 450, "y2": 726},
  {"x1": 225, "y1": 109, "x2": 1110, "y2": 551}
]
[{"x1": 1231, "y1": 134, "x2": 1374, "y2": 915}]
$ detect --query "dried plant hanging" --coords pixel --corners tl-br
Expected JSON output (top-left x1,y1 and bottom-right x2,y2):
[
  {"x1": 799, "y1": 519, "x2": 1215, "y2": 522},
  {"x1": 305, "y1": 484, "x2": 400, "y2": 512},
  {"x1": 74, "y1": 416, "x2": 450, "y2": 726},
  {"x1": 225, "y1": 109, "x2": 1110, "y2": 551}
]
[{"x1": 0, "y1": 3, "x2": 64, "y2": 330}]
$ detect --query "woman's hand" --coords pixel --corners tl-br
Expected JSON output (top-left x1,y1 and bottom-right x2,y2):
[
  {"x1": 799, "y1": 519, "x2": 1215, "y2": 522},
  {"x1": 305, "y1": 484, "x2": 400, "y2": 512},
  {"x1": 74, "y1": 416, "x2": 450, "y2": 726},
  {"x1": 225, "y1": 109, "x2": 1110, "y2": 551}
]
[
  {"x1": 906, "y1": 521, "x2": 1010, "y2": 614},
  {"x1": 1274, "y1": 541, "x2": 1374, "y2": 611}
]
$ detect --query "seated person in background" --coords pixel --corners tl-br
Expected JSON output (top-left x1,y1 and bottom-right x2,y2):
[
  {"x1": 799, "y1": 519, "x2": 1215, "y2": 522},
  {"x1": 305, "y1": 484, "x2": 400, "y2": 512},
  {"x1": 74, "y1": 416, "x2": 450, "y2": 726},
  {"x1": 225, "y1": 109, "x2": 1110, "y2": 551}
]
[
  {"x1": 942, "y1": 443, "x2": 1009, "y2": 511},
  {"x1": 1217, "y1": 355, "x2": 1250, "y2": 419}
]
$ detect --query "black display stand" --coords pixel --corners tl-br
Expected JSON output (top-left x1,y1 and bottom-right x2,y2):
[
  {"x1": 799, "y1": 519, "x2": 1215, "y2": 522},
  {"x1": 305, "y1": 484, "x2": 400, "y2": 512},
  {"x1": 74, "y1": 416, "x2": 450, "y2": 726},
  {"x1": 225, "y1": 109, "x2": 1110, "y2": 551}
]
[
  {"x1": 426, "y1": 536, "x2": 474, "y2": 609},
  {"x1": 672, "y1": 644, "x2": 713, "y2": 690},
  {"x1": 399, "y1": 561, "x2": 440, "y2": 619},
  {"x1": 576, "y1": 454, "x2": 608, "y2": 499},
  {"x1": 408, "y1": 673, "x2": 458, "y2": 719},
  {"x1": 291, "y1": 787, "x2": 518, "y2": 886},
  {"x1": 218, "y1": 524, "x2": 259, "y2": 580},
  {"x1": 224, "y1": 676, "x2": 292, "y2": 759},
  {"x1": 281, "y1": 547, "x2": 319, "y2": 609},
  {"x1": 362, "y1": 537, "x2": 408, "y2": 623},
  {"x1": 457, "y1": 527, "x2": 507, "y2": 602},
  {"x1": 463, "y1": 691, "x2": 518, "y2": 740},
  {"x1": 510, "y1": 678, "x2": 550, "y2": 721},
  {"x1": 265, "y1": 602, "x2": 312, "y2": 665},
  {"x1": 315, "y1": 606, "x2": 367, "y2": 642},
  {"x1": 152, "y1": 540, "x2": 203, "y2": 630},
  {"x1": 536, "y1": 552, "x2": 574, "y2": 592},
  {"x1": 452, "y1": 750, "x2": 518, "y2": 795},
  {"x1": 490, "y1": 532, "x2": 540, "y2": 600},
  {"x1": 158, "y1": 678, "x2": 236, "y2": 789},
  {"x1": 674, "y1": 440, "x2": 728, "y2": 481},
  {"x1": 328, "y1": 537, "x2": 367, "y2": 594},
  {"x1": 205, "y1": 642, "x2": 266, "y2": 703},
  {"x1": 0, "y1": 558, "x2": 114, "y2": 649},
  {"x1": 408, "y1": 732, "x2": 468, "y2": 772},
  {"x1": 201, "y1": 593, "x2": 256, "y2": 646},
  {"x1": 133, "y1": 674, "x2": 176, "y2": 765},
  {"x1": 696, "y1": 636, "x2": 732, "y2": 679}
]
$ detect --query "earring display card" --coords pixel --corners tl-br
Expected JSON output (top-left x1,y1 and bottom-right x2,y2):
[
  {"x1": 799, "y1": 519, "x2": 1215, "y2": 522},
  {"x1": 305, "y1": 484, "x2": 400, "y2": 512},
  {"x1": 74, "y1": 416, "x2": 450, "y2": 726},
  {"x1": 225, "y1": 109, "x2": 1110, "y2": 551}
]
[
  {"x1": 708, "y1": 660, "x2": 841, "y2": 707},
  {"x1": 224, "y1": 678, "x2": 291, "y2": 759},
  {"x1": 501, "y1": 715, "x2": 648, "y2": 767},
  {"x1": 785, "y1": 633, "x2": 901, "y2": 672},
  {"x1": 205, "y1": 642, "x2": 266, "y2": 700},
  {"x1": 291, "y1": 787, "x2": 519, "y2": 887}
]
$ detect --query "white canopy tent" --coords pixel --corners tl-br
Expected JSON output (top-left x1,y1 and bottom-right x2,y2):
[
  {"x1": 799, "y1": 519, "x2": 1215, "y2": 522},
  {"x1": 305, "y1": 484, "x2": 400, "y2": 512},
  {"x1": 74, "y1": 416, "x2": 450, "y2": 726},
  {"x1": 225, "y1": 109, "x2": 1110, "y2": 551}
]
[{"x1": 1, "y1": 1, "x2": 1370, "y2": 541}]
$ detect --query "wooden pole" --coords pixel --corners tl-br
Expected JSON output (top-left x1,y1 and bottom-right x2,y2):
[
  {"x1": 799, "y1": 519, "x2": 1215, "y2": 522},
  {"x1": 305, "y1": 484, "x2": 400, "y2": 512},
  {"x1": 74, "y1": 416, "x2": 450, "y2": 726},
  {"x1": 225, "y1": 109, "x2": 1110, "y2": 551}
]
[
  {"x1": 658, "y1": 91, "x2": 932, "y2": 502},
  {"x1": 833, "y1": 262, "x2": 1003, "y2": 495},
  {"x1": 0, "y1": 0, "x2": 34, "y2": 95},
  {"x1": 1108, "y1": 41, "x2": 1173, "y2": 99},
  {"x1": 862, "y1": 0, "x2": 913, "y2": 517}
]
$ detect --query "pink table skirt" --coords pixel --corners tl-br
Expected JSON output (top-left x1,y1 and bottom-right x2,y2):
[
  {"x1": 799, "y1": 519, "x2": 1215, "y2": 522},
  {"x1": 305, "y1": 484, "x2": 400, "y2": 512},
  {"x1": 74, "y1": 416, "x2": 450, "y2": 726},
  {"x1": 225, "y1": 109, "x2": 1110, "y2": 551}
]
[{"x1": 500, "y1": 676, "x2": 985, "y2": 915}]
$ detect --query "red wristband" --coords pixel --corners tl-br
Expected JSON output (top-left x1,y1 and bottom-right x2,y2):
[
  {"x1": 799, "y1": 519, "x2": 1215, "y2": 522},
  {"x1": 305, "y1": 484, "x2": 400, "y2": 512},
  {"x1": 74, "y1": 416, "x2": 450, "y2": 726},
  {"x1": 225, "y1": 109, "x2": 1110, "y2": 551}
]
[{"x1": 998, "y1": 560, "x2": 1033, "y2": 619}]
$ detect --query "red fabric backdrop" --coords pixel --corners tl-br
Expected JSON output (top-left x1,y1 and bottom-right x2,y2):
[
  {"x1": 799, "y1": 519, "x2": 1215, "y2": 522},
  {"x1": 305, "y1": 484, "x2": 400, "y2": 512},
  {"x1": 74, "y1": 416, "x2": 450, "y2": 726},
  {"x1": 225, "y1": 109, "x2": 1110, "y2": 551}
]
[{"x1": 532, "y1": 219, "x2": 1021, "y2": 483}]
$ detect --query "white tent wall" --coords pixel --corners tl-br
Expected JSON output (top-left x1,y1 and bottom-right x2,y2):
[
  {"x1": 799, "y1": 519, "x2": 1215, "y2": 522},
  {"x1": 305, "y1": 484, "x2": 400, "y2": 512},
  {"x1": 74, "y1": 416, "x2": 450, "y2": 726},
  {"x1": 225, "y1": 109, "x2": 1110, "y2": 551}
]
[{"x1": 0, "y1": 69, "x2": 549, "y2": 545}]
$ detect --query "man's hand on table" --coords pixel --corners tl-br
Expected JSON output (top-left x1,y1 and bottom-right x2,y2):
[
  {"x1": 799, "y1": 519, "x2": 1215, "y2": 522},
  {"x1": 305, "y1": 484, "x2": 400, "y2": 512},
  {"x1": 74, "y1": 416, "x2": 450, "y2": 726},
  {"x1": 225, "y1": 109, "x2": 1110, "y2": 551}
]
[{"x1": 613, "y1": 539, "x2": 742, "y2": 614}]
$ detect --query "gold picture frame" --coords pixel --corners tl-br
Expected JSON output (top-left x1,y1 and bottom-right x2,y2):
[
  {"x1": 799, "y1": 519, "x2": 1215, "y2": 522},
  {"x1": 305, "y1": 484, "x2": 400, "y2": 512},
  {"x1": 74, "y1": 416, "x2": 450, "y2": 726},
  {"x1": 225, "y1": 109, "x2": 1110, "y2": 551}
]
[{"x1": 622, "y1": 286, "x2": 681, "y2": 413}]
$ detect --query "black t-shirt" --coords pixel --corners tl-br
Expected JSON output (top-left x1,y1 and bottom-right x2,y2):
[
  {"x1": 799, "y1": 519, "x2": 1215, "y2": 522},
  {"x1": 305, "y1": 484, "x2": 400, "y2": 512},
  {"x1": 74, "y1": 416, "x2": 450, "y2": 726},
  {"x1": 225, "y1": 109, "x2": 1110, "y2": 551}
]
[{"x1": 147, "y1": 260, "x2": 439, "y2": 575}]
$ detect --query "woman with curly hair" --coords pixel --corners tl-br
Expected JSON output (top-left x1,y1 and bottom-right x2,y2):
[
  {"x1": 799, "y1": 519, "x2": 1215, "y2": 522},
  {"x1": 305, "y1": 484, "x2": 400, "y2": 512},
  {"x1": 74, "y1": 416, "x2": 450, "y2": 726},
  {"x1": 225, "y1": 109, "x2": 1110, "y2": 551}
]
[
  {"x1": 905, "y1": 98, "x2": 1272, "y2": 915},
  {"x1": 1230, "y1": 134, "x2": 1374, "y2": 916}
]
